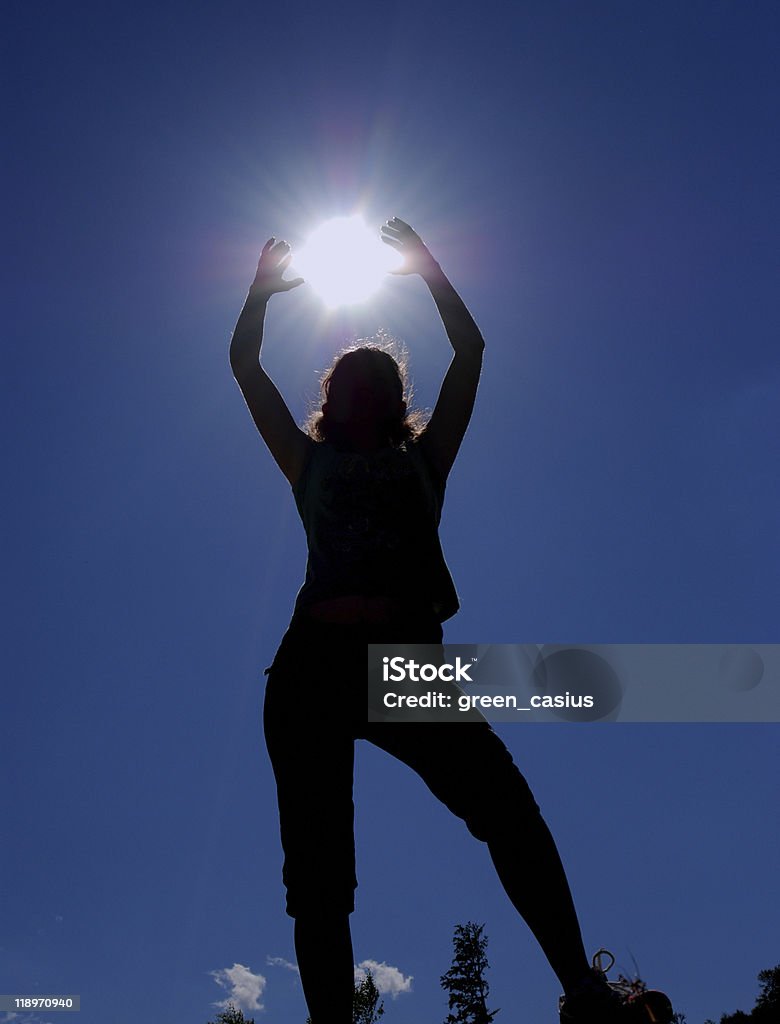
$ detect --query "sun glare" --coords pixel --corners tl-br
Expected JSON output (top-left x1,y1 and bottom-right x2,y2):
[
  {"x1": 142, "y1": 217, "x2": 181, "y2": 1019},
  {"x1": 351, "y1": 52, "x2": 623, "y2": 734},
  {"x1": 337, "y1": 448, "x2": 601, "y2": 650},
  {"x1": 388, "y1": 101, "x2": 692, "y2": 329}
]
[{"x1": 292, "y1": 215, "x2": 403, "y2": 307}]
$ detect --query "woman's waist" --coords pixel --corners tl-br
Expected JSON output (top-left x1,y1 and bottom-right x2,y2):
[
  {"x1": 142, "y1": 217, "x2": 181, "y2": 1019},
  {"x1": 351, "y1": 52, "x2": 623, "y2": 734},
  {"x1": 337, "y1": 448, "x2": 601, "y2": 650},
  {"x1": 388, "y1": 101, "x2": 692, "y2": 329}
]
[
  {"x1": 264, "y1": 597, "x2": 444, "y2": 677},
  {"x1": 299, "y1": 593, "x2": 435, "y2": 625}
]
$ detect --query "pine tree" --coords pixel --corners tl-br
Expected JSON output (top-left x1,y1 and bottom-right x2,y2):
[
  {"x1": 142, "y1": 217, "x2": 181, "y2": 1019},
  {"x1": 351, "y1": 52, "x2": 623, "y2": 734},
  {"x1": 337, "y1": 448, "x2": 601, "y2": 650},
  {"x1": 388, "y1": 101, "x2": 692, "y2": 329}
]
[
  {"x1": 714, "y1": 964, "x2": 780, "y2": 1024},
  {"x1": 207, "y1": 1003, "x2": 255, "y2": 1024},
  {"x1": 353, "y1": 969, "x2": 385, "y2": 1024},
  {"x1": 755, "y1": 965, "x2": 780, "y2": 1017},
  {"x1": 440, "y1": 922, "x2": 499, "y2": 1024}
]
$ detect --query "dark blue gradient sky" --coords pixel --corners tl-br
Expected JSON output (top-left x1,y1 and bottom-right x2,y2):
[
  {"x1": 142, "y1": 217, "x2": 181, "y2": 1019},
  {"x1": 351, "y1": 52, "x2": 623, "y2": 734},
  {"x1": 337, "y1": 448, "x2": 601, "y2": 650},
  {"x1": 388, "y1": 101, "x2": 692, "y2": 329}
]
[{"x1": 3, "y1": 2, "x2": 779, "y2": 1022}]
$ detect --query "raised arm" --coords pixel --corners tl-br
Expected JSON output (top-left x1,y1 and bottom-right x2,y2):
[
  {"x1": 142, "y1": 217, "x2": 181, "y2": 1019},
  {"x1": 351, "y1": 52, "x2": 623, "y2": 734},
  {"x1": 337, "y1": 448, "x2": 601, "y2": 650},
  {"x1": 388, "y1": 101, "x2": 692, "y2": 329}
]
[
  {"x1": 381, "y1": 218, "x2": 485, "y2": 482},
  {"x1": 229, "y1": 238, "x2": 313, "y2": 487}
]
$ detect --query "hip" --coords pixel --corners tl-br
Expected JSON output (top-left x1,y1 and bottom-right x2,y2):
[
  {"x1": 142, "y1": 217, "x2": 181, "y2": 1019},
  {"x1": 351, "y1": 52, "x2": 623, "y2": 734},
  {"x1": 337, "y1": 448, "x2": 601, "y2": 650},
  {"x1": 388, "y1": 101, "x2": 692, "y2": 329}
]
[{"x1": 265, "y1": 599, "x2": 444, "y2": 678}]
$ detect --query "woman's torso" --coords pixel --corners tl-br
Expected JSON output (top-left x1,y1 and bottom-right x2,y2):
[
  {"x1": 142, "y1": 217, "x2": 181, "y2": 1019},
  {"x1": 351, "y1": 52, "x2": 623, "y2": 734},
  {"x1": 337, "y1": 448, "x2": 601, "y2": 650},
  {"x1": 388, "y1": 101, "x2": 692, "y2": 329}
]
[{"x1": 291, "y1": 439, "x2": 459, "y2": 623}]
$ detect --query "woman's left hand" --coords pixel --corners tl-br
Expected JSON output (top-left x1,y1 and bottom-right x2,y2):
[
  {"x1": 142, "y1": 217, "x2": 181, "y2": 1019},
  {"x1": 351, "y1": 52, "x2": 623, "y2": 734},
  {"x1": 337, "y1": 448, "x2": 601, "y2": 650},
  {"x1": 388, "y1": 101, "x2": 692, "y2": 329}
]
[{"x1": 380, "y1": 217, "x2": 441, "y2": 277}]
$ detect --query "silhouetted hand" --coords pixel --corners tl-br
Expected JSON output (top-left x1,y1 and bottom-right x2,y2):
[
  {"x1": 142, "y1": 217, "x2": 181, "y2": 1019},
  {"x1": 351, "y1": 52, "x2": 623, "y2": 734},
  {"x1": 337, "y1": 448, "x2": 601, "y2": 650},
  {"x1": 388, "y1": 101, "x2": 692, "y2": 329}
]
[
  {"x1": 380, "y1": 217, "x2": 440, "y2": 277},
  {"x1": 252, "y1": 237, "x2": 304, "y2": 296}
]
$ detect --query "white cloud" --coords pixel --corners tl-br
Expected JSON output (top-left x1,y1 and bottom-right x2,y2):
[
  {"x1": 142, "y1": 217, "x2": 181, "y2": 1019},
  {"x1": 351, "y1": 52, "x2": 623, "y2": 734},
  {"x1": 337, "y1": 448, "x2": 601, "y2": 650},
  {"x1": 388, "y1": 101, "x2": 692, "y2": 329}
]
[
  {"x1": 0, "y1": 1015, "x2": 53, "y2": 1024},
  {"x1": 258, "y1": 954, "x2": 413, "y2": 1004},
  {"x1": 266, "y1": 955, "x2": 300, "y2": 974},
  {"x1": 355, "y1": 960, "x2": 413, "y2": 999},
  {"x1": 208, "y1": 963, "x2": 266, "y2": 1012}
]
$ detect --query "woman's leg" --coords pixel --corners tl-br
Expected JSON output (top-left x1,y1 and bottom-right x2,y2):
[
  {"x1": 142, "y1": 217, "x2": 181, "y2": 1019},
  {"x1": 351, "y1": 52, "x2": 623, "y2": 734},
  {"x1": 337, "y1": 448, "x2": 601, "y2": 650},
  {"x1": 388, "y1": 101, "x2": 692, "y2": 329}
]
[
  {"x1": 294, "y1": 913, "x2": 354, "y2": 1024},
  {"x1": 485, "y1": 815, "x2": 590, "y2": 993},
  {"x1": 263, "y1": 623, "x2": 360, "y2": 1024},
  {"x1": 363, "y1": 719, "x2": 591, "y2": 994}
]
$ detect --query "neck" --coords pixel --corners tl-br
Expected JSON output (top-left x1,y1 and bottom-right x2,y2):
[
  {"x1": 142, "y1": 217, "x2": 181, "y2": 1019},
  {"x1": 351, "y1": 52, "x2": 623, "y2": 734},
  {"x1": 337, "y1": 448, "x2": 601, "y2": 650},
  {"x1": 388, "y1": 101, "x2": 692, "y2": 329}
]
[{"x1": 333, "y1": 422, "x2": 393, "y2": 453}]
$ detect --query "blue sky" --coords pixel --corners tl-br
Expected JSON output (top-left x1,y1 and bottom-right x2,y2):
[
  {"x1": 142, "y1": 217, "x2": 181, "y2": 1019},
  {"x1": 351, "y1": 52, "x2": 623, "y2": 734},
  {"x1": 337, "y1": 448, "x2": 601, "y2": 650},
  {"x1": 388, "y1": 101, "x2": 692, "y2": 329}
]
[{"x1": 2, "y1": 1, "x2": 779, "y2": 1022}]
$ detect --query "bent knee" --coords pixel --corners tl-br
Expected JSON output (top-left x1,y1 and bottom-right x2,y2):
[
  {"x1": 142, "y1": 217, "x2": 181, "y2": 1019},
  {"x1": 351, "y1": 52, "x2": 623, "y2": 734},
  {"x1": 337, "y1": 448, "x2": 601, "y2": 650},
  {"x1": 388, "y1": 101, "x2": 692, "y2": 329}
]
[
  {"x1": 284, "y1": 882, "x2": 356, "y2": 919},
  {"x1": 461, "y1": 768, "x2": 542, "y2": 842}
]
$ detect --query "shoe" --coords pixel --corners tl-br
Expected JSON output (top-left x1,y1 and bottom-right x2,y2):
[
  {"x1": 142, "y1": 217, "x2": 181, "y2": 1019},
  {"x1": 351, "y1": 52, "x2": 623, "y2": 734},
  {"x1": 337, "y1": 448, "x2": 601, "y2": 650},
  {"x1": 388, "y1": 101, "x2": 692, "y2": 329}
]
[
  {"x1": 559, "y1": 950, "x2": 675, "y2": 1024},
  {"x1": 558, "y1": 957, "x2": 623, "y2": 1024}
]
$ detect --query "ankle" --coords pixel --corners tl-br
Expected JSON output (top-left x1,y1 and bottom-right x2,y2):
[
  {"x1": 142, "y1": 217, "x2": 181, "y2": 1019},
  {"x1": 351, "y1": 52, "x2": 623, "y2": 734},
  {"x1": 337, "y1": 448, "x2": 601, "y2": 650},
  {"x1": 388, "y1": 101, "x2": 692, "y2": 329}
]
[{"x1": 564, "y1": 967, "x2": 612, "y2": 1000}]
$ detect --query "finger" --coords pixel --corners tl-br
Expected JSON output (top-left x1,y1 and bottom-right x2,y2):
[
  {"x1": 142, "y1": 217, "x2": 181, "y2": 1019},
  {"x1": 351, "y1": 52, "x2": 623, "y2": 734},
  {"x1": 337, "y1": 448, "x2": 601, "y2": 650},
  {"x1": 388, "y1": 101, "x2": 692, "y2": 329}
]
[
  {"x1": 381, "y1": 225, "x2": 403, "y2": 239},
  {"x1": 262, "y1": 237, "x2": 276, "y2": 253},
  {"x1": 278, "y1": 251, "x2": 293, "y2": 268},
  {"x1": 282, "y1": 277, "x2": 305, "y2": 290},
  {"x1": 381, "y1": 236, "x2": 402, "y2": 252},
  {"x1": 390, "y1": 217, "x2": 412, "y2": 230},
  {"x1": 393, "y1": 221, "x2": 423, "y2": 245}
]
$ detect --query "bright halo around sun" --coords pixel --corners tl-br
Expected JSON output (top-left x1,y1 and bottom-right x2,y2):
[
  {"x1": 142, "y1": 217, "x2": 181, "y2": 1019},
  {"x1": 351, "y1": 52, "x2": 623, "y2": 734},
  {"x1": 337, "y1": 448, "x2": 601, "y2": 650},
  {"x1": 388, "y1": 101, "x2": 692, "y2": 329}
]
[{"x1": 292, "y1": 215, "x2": 403, "y2": 307}]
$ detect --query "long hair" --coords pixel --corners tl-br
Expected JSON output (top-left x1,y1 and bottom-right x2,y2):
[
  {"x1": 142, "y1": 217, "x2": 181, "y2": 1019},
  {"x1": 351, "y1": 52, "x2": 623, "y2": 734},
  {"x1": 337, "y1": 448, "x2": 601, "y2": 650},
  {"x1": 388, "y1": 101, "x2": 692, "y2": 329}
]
[{"x1": 304, "y1": 331, "x2": 427, "y2": 445}]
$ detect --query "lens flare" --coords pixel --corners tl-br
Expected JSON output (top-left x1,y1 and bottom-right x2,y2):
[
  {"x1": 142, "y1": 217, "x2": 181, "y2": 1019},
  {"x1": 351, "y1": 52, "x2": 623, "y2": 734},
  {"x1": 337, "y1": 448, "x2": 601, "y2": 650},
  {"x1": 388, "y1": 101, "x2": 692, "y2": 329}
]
[{"x1": 292, "y1": 215, "x2": 402, "y2": 307}]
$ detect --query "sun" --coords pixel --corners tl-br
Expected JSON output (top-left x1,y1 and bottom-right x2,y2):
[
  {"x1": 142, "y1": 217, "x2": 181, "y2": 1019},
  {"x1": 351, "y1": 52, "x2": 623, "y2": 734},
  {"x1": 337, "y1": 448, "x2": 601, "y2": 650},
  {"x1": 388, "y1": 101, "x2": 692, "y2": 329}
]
[{"x1": 291, "y1": 215, "x2": 402, "y2": 307}]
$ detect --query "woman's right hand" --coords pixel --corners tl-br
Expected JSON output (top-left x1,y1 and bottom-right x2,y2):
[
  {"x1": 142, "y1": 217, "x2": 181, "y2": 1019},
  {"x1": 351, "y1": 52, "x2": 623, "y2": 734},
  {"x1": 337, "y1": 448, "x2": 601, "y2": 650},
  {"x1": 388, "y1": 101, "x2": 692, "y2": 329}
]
[{"x1": 251, "y1": 237, "x2": 305, "y2": 297}]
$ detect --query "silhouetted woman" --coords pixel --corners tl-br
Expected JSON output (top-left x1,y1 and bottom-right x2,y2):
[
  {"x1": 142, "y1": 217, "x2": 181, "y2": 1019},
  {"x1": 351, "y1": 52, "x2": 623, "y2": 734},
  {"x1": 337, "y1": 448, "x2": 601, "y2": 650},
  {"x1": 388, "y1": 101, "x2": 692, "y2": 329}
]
[{"x1": 229, "y1": 219, "x2": 648, "y2": 1024}]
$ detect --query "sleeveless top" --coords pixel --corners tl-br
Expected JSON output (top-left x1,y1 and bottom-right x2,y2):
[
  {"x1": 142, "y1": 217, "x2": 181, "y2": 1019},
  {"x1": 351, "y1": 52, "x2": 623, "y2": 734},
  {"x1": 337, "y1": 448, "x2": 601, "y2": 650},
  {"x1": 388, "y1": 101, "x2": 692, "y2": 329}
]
[{"x1": 291, "y1": 438, "x2": 460, "y2": 622}]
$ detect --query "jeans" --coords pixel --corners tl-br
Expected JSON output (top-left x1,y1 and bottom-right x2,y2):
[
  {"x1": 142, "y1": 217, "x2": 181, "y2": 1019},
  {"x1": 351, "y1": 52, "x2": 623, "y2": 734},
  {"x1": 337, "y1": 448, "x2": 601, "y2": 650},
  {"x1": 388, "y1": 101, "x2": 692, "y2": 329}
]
[{"x1": 263, "y1": 611, "x2": 541, "y2": 918}]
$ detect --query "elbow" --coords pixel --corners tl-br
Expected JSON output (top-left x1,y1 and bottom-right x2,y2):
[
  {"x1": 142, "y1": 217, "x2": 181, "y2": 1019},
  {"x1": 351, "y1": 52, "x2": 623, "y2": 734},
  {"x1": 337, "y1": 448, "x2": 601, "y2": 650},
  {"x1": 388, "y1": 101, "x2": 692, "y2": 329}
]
[
  {"x1": 461, "y1": 327, "x2": 485, "y2": 352},
  {"x1": 230, "y1": 361, "x2": 246, "y2": 386},
  {"x1": 230, "y1": 353, "x2": 259, "y2": 383},
  {"x1": 454, "y1": 333, "x2": 485, "y2": 360}
]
